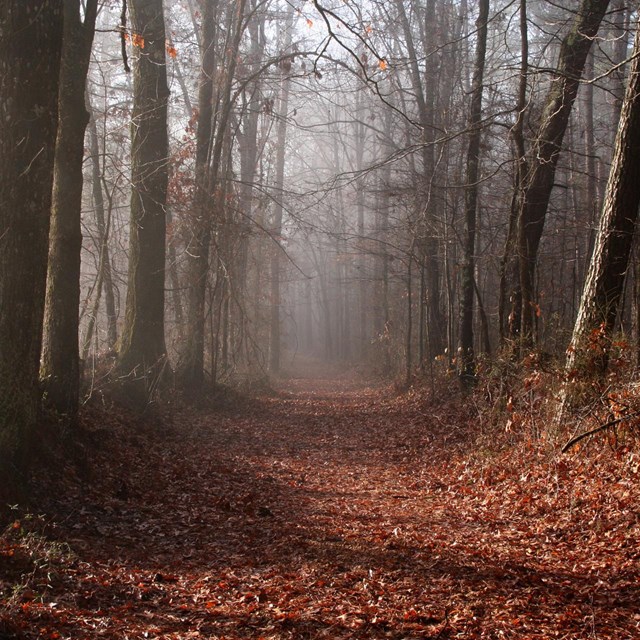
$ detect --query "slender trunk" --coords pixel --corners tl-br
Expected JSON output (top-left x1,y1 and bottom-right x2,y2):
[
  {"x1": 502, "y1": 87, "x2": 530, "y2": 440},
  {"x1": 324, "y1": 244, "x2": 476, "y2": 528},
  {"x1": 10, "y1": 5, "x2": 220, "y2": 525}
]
[
  {"x1": 406, "y1": 252, "x2": 413, "y2": 386},
  {"x1": 88, "y1": 102, "x2": 118, "y2": 350},
  {"x1": 458, "y1": 0, "x2": 489, "y2": 386},
  {"x1": 180, "y1": 0, "x2": 246, "y2": 388},
  {"x1": 269, "y1": 6, "x2": 294, "y2": 373},
  {"x1": 499, "y1": 0, "x2": 527, "y2": 345}
]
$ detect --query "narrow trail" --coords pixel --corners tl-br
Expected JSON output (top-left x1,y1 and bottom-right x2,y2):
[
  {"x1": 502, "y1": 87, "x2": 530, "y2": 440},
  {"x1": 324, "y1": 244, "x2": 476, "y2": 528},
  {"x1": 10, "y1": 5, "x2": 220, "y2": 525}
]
[{"x1": 3, "y1": 369, "x2": 640, "y2": 638}]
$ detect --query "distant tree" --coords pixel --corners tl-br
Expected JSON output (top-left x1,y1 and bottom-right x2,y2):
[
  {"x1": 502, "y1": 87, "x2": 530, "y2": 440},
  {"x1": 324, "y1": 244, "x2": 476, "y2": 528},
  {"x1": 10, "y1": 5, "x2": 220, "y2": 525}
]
[
  {"x1": 270, "y1": 6, "x2": 294, "y2": 374},
  {"x1": 118, "y1": 0, "x2": 171, "y2": 392},
  {"x1": 82, "y1": 98, "x2": 119, "y2": 357},
  {"x1": 0, "y1": 2, "x2": 63, "y2": 469},
  {"x1": 41, "y1": 0, "x2": 99, "y2": 420}
]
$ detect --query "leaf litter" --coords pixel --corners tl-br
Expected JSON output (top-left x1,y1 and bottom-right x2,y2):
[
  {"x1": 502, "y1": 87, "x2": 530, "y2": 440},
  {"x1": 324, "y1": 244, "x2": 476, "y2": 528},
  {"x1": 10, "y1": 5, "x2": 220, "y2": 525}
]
[{"x1": 1, "y1": 370, "x2": 640, "y2": 639}]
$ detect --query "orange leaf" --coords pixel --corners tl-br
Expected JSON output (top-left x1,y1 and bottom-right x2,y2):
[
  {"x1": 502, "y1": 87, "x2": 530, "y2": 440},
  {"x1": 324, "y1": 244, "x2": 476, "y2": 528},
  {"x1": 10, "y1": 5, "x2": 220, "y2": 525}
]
[
  {"x1": 166, "y1": 44, "x2": 177, "y2": 58},
  {"x1": 379, "y1": 59, "x2": 387, "y2": 70},
  {"x1": 306, "y1": 18, "x2": 313, "y2": 28},
  {"x1": 132, "y1": 33, "x2": 145, "y2": 49}
]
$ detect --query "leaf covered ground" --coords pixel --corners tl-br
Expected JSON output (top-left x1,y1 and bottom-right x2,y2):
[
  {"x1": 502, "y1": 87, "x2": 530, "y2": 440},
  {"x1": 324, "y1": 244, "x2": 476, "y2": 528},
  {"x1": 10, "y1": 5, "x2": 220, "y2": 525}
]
[{"x1": 1, "y1": 366, "x2": 640, "y2": 639}]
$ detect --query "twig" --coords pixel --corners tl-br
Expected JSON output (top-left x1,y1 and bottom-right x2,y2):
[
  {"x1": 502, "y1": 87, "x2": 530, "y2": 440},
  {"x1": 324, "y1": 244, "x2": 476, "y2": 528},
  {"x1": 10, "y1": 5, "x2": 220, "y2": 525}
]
[
  {"x1": 561, "y1": 410, "x2": 640, "y2": 453},
  {"x1": 120, "y1": 0, "x2": 130, "y2": 74}
]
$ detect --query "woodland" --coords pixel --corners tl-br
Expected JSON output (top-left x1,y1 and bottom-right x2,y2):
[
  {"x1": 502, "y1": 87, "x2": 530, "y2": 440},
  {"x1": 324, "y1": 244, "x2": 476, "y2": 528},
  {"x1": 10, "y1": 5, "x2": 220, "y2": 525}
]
[{"x1": 2, "y1": 0, "x2": 640, "y2": 638}]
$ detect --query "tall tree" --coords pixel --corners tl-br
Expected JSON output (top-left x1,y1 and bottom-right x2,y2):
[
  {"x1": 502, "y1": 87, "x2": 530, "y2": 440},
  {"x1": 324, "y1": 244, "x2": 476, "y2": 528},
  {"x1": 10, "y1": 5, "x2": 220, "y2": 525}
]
[
  {"x1": 87, "y1": 99, "x2": 118, "y2": 353},
  {"x1": 179, "y1": 0, "x2": 247, "y2": 389},
  {"x1": 41, "y1": 0, "x2": 99, "y2": 419},
  {"x1": 563, "y1": 17, "x2": 640, "y2": 386},
  {"x1": 517, "y1": 0, "x2": 610, "y2": 342},
  {"x1": 118, "y1": 0, "x2": 170, "y2": 388},
  {"x1": 0, "y1": 1, "x2": 63, "y2": 468},
  {"x1": 499, "y1": 0, "x2": 528, "y2": 344},
  {"x1": 458, "y1": 0, "x2": 490, "y2": 385},
  {"x1": 269, "y1": 6, "x2": 294, "y2": 374},
  {"x1": 395, "y1": 0, "x2": 446, "y2": 359}
]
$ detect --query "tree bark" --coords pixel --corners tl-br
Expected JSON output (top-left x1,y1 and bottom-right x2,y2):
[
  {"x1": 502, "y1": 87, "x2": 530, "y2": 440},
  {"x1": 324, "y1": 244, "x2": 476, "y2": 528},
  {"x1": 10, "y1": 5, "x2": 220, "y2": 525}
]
[
  {"x1": 118, "y1": 0, "x2": 170, "y2": 389},
  {"x1": 518, "y1": 0, "x2": 610, "y2": 343},
  {"x1": 41, "y1": 0, "x2": 98, "y2": 419},
  {"x1": 0, "y1": 1, "x2": 63, "y2": 469},
  {"x1": 564, "y1": 19, "x2": 640, "y2": 381}
]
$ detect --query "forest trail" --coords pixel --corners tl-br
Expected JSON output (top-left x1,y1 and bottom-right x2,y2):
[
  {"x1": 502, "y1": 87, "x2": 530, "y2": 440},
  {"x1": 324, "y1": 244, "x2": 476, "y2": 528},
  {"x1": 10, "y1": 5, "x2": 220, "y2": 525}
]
[{"x1": 3, "y1": 366, "x2": 640, "y2": 639}]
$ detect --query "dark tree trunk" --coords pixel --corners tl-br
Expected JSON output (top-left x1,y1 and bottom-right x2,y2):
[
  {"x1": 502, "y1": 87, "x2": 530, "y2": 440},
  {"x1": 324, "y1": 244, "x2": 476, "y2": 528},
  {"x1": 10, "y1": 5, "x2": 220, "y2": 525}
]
[
  {"x1": 499, "y1": 0, "x2": 528, "y2": 345},
  {"x1": 0, "y1": 1, "x2": 63, "y2": 470},
  {"x1": 458, "y1": 0, "x2": 489, "y2": 386},
  {"x1": 41, "y1": 0, "x2": 98, "y2": 419},
  {"x1": 518, "y1": 0, "x2": 610, "y2": 343},
  {"x1": 396, "y1": 0, "x2": 445, "y2": 358},
  {"x1": 118, "y1": 0, "x2": 170, "y2": 388}
]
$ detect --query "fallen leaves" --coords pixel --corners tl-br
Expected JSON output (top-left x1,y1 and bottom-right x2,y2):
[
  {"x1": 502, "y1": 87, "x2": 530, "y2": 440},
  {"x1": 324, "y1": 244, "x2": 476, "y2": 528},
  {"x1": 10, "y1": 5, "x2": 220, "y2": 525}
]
[{"x1": 1, "y1": 370, "x2": 640, "y2": 638}]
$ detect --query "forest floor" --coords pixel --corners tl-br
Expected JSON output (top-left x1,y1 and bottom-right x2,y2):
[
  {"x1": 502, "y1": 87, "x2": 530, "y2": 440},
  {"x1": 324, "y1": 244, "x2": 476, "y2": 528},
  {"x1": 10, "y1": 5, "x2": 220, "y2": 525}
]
[{"x1": 1, "y1": 361, "x2": 640, "y2": 639}]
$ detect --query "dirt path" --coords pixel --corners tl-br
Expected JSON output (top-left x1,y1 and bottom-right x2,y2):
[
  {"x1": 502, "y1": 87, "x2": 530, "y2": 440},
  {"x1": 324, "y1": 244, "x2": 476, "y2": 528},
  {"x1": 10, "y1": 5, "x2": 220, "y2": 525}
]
[{"x1": 2, "y1": 370, "x2": 640, "y2": 638}]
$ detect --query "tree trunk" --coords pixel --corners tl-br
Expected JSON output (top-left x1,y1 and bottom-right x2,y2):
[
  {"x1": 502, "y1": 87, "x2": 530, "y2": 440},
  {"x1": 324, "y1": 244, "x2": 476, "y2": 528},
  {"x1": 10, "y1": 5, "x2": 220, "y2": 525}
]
[
  {"x1": 396, "y1": 0, "x2": 445, "y2": 358},
  {"x1": 458, "y1": 0, "x2": 489, "y2": 386},
  {"x1": 518, "y1": 0, "x2": 610, "y2": 343},
  {"x1": 269, "y1": 7, "x2": 294, "y2": 374},
  {"x1": 88, "y1": 101, "x2": 118, "y2": 351},
  {"x1": 563, "y1": 19, "x2": 640, "y2": 384},
  {"x1": 499, "y1": 0, "x2": 528, "y2": 345},
  {"x1": 118, "y1": 0, "x2": 170, "y2": 390},
  {"x1": 180, "y1": 0, "x2": 246, "y2": 389},
  {"x1": 0, "y1": 1, "x2": 63, "y2": 471},
  {"x1": 41, "y1": 0, "x2": 98, "y2": 419}
]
